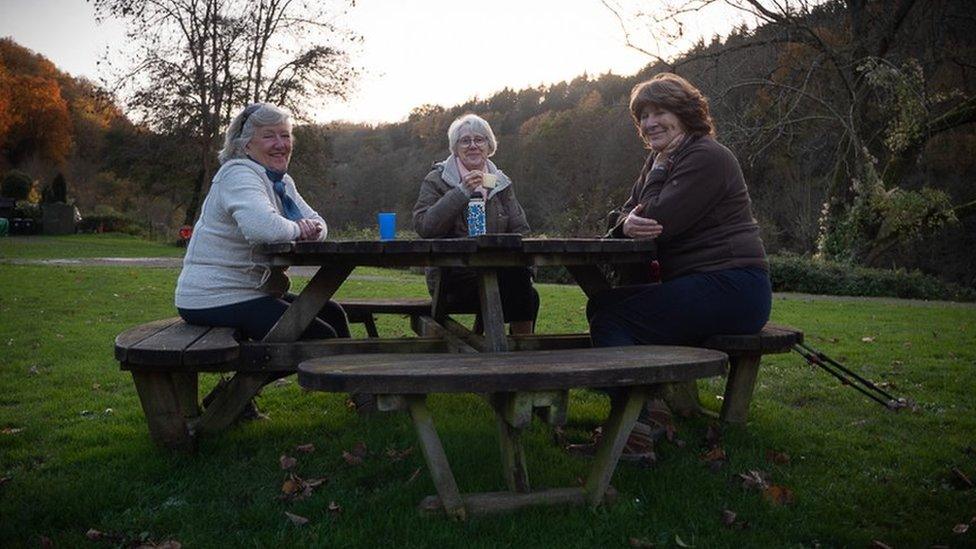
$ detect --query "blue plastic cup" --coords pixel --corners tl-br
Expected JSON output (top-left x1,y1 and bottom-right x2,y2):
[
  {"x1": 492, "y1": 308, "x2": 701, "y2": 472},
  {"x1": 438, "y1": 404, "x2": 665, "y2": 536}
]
[{"x1": 378, "y1": 212, "x2": 396, "y2": 241}]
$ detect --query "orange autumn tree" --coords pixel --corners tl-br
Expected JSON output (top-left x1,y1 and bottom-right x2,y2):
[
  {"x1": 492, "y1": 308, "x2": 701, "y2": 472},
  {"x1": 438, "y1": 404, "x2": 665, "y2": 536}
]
[{"x1": 0, "y1": 39, "x2": 73, "y2": 168}]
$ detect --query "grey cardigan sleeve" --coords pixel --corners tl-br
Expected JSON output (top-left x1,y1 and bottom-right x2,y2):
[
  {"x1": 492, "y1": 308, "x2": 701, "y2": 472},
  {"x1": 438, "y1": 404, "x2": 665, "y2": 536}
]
[{"x1": 412, "y1": 174, "x2": 470, "y2": 238}]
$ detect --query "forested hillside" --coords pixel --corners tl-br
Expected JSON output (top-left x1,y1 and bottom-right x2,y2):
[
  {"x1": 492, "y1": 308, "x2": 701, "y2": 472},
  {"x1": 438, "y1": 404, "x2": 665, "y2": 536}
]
[{"x1": 2, "y1": 0, "x2": 974, "y2": 287}]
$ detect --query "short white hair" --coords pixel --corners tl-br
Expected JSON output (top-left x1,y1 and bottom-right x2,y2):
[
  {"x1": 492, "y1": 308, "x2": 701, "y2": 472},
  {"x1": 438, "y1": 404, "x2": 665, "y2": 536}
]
[
  {"x1": 447, "y1": 113, "x2": 497, "y2": 157},
  {"x1": 218, "y1": 103, "x2": 293, "y2": 164}
]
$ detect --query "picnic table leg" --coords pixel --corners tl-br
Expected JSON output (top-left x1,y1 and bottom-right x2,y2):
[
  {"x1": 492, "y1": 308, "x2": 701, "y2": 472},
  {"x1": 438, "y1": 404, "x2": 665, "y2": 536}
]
[
  {"x1": 720, "y1": 354, "x2": 762, "y2": 424},
  {"x1": 406, "y1": 395, "x2": 467, "y2": 520},
  {"x1": 262, "y1": 264, "x2": 354, "y2": 343},
  {"x1": 489, "y1": 393, "x2": 531, "y2": 493},
  {"x1": 190, "y1": 373, "x2": 271, "y2": 434},
  {"x1": 477, "y1": 269, "x2": 508, "y2": 352},
  {"x1": 583, "y1": 386, "x2": 648, "y2": 507},
  {"x1": 130, "y1": 371, "x2": 195, "y2": 452},
  {"x1": 170, "y1": 372, "x2": 201, "y2": 419}
]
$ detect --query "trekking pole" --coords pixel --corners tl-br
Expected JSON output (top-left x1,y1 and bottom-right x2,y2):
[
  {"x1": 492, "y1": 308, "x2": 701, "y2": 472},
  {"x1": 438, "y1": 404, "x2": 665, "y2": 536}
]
[{"x1": 792, "y1": 342, "x2": 905, "y2": 410}]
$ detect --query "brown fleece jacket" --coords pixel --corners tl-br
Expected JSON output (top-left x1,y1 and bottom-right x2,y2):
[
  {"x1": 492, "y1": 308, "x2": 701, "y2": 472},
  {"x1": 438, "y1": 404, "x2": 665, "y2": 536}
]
[{"x1": 609, "y1": 135, "x2": 768, "y2": 281}]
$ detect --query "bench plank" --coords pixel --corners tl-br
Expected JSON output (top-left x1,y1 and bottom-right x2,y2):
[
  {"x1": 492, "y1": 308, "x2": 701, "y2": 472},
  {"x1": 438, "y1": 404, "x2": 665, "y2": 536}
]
[
  {"x1": 127, "y1": 322, "x2": 212, "y2": 367},
  {"x1": 183, "y1": 326, "x2": 240, "y2": 366},
  {"x1": 115, "y1": 317, "x2": 181, "y2": 362},
  {"x1": 298, "y1": 346, "x2": 728, "y2": 394}
]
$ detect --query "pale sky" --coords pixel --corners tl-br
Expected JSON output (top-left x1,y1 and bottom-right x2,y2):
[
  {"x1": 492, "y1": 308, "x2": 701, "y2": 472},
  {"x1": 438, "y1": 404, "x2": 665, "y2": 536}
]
[{"x1": 0, "y1": 0, "x2": 742, "y2": 125}]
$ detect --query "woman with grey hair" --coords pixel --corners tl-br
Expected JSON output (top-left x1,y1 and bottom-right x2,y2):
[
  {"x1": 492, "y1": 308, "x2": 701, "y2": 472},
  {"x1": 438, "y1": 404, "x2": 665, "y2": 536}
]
[
  {"x1": 176, "y1": 103, "x2": 349, "y2": 417},
  {"x1": 413, "y1": 113, "x2": 538, "y2": 334}
]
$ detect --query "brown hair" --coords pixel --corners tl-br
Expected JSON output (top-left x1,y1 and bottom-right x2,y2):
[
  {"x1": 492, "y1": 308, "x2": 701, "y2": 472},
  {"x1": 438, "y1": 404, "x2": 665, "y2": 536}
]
[{"x1": 629, "y1": 73, "x2": 715, "y2": 138}]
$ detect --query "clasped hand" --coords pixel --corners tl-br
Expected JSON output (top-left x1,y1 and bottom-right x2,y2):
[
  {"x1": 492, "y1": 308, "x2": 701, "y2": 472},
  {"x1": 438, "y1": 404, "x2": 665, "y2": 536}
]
[
  {"x1": 461, "y1": 170, "x2": 484, "y2": 193},
  {"x1": 622, "y1": 204, "x2": 663, "y2": 239},
  {"x1": 296, "y1": 218, "x2": 323, "y2": 241}
]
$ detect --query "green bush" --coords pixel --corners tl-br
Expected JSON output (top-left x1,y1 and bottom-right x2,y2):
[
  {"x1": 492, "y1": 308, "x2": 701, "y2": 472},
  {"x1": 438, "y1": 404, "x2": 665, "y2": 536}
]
[
  {"x1": 1, "y1": 170, "x2": 33, "y2": 201},
  {"x1": 13, "y1": 201, "x2": 41, "y2": 220},
  {"x1": 77, "y1": 213, "x2": 145, "y2": 236},
  {"x1": 42, "y1": 173, "x2": 68, "y2": 204},
  {"x1": 770, "y1": 254, "x2": 976, "y2": 302}
]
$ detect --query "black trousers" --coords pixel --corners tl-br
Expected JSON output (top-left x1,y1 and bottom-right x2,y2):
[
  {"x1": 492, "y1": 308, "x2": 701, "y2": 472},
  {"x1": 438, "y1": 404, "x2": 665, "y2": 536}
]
[
  {"x1": 179, "y1": 293, "x2": 350, "y2": 341},
  {"x1": 437, "y1": 267, "x2": 540, "y2": 323}
]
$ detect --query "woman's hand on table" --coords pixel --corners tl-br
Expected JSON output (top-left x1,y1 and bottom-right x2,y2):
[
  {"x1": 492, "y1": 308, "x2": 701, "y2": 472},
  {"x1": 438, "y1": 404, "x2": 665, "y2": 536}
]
[
  {"x1": 296, "y1": 218, "x2": 323, "y2": 241},
  {"x1": 622, "y1": 204, "x2": 663, "y2": 239}
]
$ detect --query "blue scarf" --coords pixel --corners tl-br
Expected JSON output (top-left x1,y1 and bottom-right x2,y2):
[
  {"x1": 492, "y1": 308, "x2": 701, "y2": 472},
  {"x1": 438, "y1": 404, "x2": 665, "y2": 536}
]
[{"x1": 261, "y1": 164, "x2": 303, "y2": 222}]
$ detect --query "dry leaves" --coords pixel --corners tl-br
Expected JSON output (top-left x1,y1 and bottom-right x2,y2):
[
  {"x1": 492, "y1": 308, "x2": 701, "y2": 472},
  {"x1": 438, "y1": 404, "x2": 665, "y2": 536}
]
[
  {"x1": 285, "y1": 511, "x2": 309, "y2": 526},
  {"x1": 328, "y1": 500, "x2": 342, "y2": 514},
  {"x1": 1, "y1": 427, "x2": 23, "y2": 435},
  {"x1": 278, "y1": 473, "x2": 326, "y2": 501},
  {"x1": 738, "y1": 469, "x2": 771, "y2": 491},
  {"x1": 951, "y1": 467, "x2": 973, "y2": 489},
  {"x1": 762, "y1": 485, "x2": 796, "y2": 506},
  {"x1": 628, "y1": 537, "x2": 655, "y2": 547},
  {"x1": 295, "y1": 443, "x2": 315, "y2": 454},
  {"x1": 861, "y1": 336, "x2": 876, "y2": 343},
  {"x1": 766, "y1": 450, "x2": 791, "y2": 465},
  {"x1": 279, "y1": 454, "x2": 297, "y2": 470},
  {"x1": 342, "y1": 441, "x2": 368, "y2": 465},
  {"x1": 720, "y1": 509, "x2": 749, "y2": 529},
  {"x1": 385, "y1": 446, "x2": 414, "y2": 462},
  {"x1": 869, "y1": 541, "x2": 893, "y2": 549},
  {"x1": 406, "y1": 467, "x2": 422, "y2": 484}
]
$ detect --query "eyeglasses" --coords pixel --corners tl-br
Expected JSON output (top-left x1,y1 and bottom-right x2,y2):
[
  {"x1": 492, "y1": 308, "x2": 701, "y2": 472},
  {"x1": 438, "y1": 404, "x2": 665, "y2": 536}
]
[{"x1": 457, "y1": 136, "x2": 487, "y2": 148}]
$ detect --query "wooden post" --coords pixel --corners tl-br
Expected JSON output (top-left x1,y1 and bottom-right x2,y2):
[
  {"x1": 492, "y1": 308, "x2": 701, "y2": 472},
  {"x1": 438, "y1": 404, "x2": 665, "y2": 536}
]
[
  {"x1": 584, "y1": 386, "x2": 647, "y2": 507},
  {"x1": 190, "y1": 373, "x2": 270, "y2": 434},
  {"x1": 720, "y1": 354, "x2": 762, "y2": 424},
  {"x1": 406, "y1": 395, "x2": 466, "y2": 520},
  {"x1": 170, "y1": 372, "x2": 200, "y2": 419},
  {"x1": 489, "y1": 393, "x2": 531, "y2": 493},
  {"x1": 664, "y1": 380, "x2": 704, "y2": 418},
  {"x1": 477, "y1": 269, "x2": 508, "y2": 352},
  {"x1": 262, "y1": 264, "x2": 354, "y2": 342},
  {"x1": 130, "y1": 371, "x2": 195, "y2": 452}
]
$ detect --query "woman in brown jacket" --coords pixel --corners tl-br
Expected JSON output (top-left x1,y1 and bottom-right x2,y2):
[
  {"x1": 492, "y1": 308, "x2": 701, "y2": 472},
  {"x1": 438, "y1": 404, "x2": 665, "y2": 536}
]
[
  {"x1": 591, "y1": 73, "x2": 772, "y2": 452},
  {"x1": 413, "y1": 113, "x2": 538, "y2": 334}
]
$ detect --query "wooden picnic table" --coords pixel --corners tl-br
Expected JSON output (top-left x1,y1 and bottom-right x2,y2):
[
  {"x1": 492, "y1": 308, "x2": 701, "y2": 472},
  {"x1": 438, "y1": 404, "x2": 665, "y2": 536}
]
[{"x1": 257, "y1": 235, "x2": 729, "y2": 518}]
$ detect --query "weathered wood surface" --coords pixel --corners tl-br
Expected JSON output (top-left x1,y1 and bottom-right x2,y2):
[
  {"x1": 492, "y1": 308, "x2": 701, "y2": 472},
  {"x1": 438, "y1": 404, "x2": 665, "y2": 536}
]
[
  {"x1": 407, "y1": 395, "x2": 466, "y2": 520},
  {"x1": 130, "y1": 371, "x2": 196, "y2": 452},
  {"x1": 702, "y1": 324, "x2": 803, "y2": 354},
  {"x1": 337, "y1": 298, "x2": 432, "y2": 317},
  {"x1": 418, "y1": 487, "x2": 619, "y2": 517},
  {"x1": 720, "y1": 355, "x2": 763, "y2": 424},
  {"x1": 260, "y1": 237, "x2": 656, "y2": 269},
  {"x1": 262, "y1": 264, "x2": 354, "y2": 343},
  {"x1": 584, "y1": 386, "x2": 647, "y2": 506},
  {"x1": 298, "y1": 346, "x2": 728, "y2": 393},
  {"x1": 477, "y1": 269, "x2": 508, "y2": 352},
  {"x1": 117, "y1": 318, "x2": 238, "y2": 368}
]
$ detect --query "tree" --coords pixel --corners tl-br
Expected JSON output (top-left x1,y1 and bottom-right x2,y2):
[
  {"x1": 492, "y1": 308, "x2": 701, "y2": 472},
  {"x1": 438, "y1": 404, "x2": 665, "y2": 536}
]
[
  {"x1": 602, "y1": 0, "x2": 976, "y2": 265},
  {"x1": 92, "y1": 0, "x2": 360, "y2": 225}
]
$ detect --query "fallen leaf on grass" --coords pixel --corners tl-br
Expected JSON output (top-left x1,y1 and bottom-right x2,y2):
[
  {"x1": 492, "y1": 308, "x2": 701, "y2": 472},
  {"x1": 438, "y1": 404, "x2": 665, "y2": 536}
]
[
  {"x1": 869, "y1": 541, "x2": 893, "y2": 549},
  {"x1": 273, "y1": 378, "x2": 292, "y2": 387},
  {"x1": 628, "y1": 537, "x2": 654, "y2": 547},
  {"x1": 342, "y1": 441, "x2": 368, "y2": 465},
  {"x1": 285, "y1": 511, "x2": 309, "y2": 526},
  {"x1": 1, "y1": 427, "x2": 23, "y2": 435},
  {"x1": 28, "y1": 366, "x2": 40, "y2": 375},
  {"x1": 386, "y1": 446, "x2": 414, "y2": 462},
  {"x1": 762, "y1": 485, "x2": 795, "y2": 505},
  {"x1": 0, "y1": 476, "x2": 10, "y2": 487},
  {"x1": 135, "y1": 541, "x2": 182, "y2": 549},
  {"x1": 279, "y1": 473, "x2": 326, "y2": 501},
  {"x1": 85, "y1": 529, "x2": 124, "y2": 542},
  {"x1": 721, "y1": 509, "x2": 737, "y2": 526},
  {"x1": 951, "y1": 467, "x2": 974, "y2": 489},
  {"x1": 92, "y1": 383, "x2": 101, "y2": 390},
  {"x1": 766, "y1": 450, "x2": 791, "y2": 465},
  {"x1": 701, "y1": 447, "x2": 726, "y2": 463},
  {"x1": 328, "y1": 501, "x2": 342, "y2": 514},
  {"x1": 38, "y1": 536, "x2": 53, "y2": 548},
  {"x1": 954, "y1": 523, "x2": 969, "y2": 534},
  {"x1": 861, "y1": 336, "x2": 875, "y2": 343},
  {"x1": 674, "y1": 533, "x2": 693, "y2": 547},
  {"x1": 279, "y1": 454, "x2": 297, "y2": 470},
  {"x1": 738, "y1": 470, "x2": 770, "y2": 491},
  {"x1": 295, "y1": 443, "x2": 315, "y2": 454},
  {"x1": 406, "y1": 467, "x2": 421, "y2": 484}
]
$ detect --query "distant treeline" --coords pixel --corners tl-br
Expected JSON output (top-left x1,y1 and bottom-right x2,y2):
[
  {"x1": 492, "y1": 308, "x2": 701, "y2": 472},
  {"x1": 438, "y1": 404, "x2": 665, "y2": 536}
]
[{"x1": 2, "y1": 0, "x2": 975, "y2": 289}]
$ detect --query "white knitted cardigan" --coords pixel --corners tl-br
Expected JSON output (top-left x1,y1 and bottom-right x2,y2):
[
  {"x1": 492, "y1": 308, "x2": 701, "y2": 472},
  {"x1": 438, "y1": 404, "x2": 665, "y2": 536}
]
[{"x1": 175, "y1": 158, "x2": 327, "y2": 309}]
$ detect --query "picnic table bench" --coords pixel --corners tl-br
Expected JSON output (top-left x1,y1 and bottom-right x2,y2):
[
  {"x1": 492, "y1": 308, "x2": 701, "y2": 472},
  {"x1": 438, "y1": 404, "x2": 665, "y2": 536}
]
[{"x1": 297, "y1": 345, "x2": 728, "y2": 518}]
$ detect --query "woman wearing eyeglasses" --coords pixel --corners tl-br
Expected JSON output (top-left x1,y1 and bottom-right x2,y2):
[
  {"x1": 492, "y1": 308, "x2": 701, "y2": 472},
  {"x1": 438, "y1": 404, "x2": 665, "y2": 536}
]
[
  {"x1": 413, "y1": 113, "x2": 538, "y2": 334},
  {"x1": 175, "y1": 103, "x2": 349, "y2": 418}
]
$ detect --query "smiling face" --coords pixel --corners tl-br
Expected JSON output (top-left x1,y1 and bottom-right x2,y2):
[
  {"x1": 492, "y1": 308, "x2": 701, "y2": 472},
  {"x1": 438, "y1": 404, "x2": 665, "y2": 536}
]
[
  {"x1": 455, "y1": 127, "x2": 489, "y2": 171},
  {"x1": 245, "y1": 122, "x2": 293, "y2": 172},
  {"x1": 639, "y1": 106, "x2": 686, "y2": 152}
]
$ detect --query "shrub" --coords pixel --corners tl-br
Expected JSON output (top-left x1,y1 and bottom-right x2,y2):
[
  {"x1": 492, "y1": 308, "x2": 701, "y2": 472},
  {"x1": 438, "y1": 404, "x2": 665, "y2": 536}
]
[
  {"x1": 77, "y1": 213, "x2": 146, "y2": 236},
  {"x1": 770, "y1": 254, "x2": 976, "y2": 302},
  {"x1": 42, "y1": 173, "x2": 68, "y2": 204},
  {"x1": 1, "y1": 170, "x2": 33, "y2": 201}
]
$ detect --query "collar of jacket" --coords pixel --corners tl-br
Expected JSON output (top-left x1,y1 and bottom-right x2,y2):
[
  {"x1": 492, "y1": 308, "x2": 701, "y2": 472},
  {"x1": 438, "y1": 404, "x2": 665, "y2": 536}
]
[
  {"x1": 640, "y1": 133, "x2": 704, "y2": 181},
  {"x1": 432, "y1": 154, "x2": 512, "y2": 200}
]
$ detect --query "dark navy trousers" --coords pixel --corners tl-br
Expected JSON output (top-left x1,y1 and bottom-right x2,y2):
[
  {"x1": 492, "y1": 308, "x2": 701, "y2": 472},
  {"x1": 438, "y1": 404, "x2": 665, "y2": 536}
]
[
  {"x1": 179, "y1": 293, "x2": 350, "y2": 341},
  {"x1": 588, "y1": 267, "x2": 771, "y2": 347}
]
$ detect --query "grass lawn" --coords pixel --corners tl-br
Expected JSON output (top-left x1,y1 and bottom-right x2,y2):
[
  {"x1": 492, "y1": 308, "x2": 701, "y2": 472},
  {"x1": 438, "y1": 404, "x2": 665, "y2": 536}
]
[{"x1": 0, "y1": 234, "x2": 974, "y2": 547}]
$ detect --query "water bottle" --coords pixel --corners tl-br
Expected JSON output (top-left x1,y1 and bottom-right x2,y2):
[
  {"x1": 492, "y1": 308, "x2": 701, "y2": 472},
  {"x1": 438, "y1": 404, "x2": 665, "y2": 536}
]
[{"x1": 467, "y1": 195, "x2": 486, "y2": 236}]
